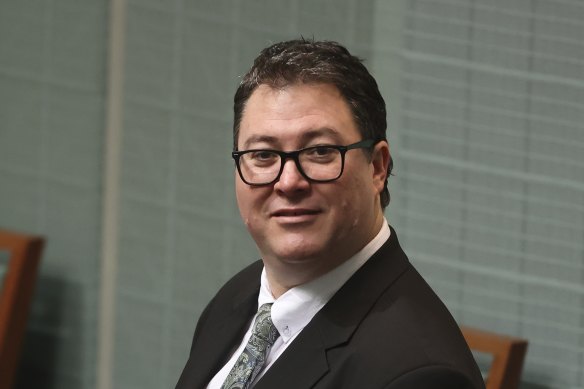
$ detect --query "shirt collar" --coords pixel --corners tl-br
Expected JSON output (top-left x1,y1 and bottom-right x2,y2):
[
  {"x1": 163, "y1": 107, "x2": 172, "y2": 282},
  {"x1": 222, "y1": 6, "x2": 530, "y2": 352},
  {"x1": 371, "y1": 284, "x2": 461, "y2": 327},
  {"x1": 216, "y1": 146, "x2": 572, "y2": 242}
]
[{"x1": 258, "y1": 219, "x2": 391, "y2": 342}]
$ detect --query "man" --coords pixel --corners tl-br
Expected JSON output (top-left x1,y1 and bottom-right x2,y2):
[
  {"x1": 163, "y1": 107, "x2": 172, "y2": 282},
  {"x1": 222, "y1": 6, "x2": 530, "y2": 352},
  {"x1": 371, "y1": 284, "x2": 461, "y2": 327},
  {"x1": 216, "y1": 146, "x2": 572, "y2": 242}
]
[{"x1": 176, "y1": 39, "x2": 484, "y2": 389}]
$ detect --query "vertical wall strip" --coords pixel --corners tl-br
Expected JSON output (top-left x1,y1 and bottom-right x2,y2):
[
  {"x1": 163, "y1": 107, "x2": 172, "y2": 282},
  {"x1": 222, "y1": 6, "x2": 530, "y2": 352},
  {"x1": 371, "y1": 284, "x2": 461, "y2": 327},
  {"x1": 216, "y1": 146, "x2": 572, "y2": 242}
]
[{"x1": 98, "y1": 0, "x2": 126, "y2": 388}]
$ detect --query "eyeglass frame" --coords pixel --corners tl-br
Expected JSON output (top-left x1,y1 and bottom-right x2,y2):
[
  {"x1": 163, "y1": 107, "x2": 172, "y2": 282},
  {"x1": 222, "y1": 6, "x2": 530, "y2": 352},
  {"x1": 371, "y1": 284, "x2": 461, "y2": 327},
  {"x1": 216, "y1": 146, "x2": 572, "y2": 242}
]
[{"x1": 232, "y1": 139, "x2": 377, "y2": 186}]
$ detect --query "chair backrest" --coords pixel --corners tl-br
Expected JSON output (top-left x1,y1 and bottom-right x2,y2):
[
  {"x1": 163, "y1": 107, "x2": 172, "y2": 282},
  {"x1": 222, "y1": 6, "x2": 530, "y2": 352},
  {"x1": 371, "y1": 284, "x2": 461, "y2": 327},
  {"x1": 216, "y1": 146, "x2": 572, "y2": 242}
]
[
  {"x1": 461, "y1": 326, "x2": 528, "y2": 389},
  {"x1": 0, "y1": 229, "x2": 44, "y2": 389}
]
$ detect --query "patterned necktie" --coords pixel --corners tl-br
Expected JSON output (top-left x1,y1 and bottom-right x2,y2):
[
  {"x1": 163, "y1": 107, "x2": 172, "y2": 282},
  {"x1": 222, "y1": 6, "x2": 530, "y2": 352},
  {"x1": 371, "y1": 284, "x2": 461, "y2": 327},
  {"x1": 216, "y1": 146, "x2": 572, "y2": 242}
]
[{"x1": 221, "y1": 303, "x2": 279, "y2": 389}]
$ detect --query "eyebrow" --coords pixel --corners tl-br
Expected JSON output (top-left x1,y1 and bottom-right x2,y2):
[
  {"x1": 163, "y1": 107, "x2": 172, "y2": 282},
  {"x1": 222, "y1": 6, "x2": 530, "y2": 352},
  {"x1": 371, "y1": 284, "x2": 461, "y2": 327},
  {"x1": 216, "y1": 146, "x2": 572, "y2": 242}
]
[
  {"x1": 241, "y1": 135, "x2": 279, "y2": 149},
  {"x1": 241, "y1": 128, "x2": 342, "y2": 149}
]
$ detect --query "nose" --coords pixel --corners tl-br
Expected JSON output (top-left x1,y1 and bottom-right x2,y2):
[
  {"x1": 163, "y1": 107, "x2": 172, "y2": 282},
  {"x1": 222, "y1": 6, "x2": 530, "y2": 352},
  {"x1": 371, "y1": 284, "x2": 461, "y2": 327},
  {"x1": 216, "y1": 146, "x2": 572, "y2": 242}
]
[{"x1": 273, "y1": 158, "x2": 310, "y2": 193}]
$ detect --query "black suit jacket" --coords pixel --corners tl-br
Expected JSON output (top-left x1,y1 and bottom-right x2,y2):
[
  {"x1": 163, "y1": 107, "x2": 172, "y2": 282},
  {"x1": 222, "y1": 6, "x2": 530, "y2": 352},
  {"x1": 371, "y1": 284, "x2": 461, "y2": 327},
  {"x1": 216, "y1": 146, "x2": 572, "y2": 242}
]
[{"x1": 176, "y1": 227, "x2": 485, "y2": 389}]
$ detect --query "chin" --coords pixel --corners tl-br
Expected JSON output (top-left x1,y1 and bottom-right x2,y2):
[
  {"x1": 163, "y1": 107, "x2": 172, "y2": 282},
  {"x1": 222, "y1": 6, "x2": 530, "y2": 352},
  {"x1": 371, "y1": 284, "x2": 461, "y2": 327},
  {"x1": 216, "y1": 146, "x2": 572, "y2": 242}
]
[
  {"x1": 254, "y1": 227, "x2": 334, "y2": 264},
  {"x1": 273, "y1": 246, "x2": 319, "y2": 262},
  {"x1": 269, "y1": 241, "x2": 325, "y2": 264}
]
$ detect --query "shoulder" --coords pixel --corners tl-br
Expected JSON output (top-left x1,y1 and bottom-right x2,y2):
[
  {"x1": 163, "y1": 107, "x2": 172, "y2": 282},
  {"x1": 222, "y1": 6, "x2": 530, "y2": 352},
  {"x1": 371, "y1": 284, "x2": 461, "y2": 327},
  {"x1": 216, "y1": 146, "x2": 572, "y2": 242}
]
[
  {"x1": 191, "y1": 261, "x2": 263, "y2": 353},
  {"x1": 215, "y1": 259, "x2": 263, "y2": 298},
  {"x1": 200, "y1": 259, "x2": 263, "y2": 318},
  {"x1": 319, "y1": 228, "x2": 485, "y2": 387}
]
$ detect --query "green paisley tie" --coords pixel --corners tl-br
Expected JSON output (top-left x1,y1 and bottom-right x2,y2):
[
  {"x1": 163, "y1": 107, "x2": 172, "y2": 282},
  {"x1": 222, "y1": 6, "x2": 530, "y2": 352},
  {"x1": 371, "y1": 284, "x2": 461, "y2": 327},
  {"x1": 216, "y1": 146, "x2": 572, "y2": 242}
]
[{"x1": 221, "y1": 303, "x2": 279, "y2": 389}]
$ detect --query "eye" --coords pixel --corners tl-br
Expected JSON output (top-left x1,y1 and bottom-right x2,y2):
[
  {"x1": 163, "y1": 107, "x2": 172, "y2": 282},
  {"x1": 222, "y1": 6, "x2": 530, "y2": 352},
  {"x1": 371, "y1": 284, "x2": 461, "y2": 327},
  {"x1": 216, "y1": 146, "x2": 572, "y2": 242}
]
[
  {"x1": 314, "y1": 146, "x2": 334, "y2": 156},
  {"x1": 247, "y1": 150, "x2": 279, "y2": 166},
  {"x1": 303, "y1": 146, "x2": 338, "y2": 163},
  {"x1": 251, "y1": 150, "x2": 276, "y2": 160},
  {"x1": 306, "y1": 146, "x2": 335, "y2": 157}
]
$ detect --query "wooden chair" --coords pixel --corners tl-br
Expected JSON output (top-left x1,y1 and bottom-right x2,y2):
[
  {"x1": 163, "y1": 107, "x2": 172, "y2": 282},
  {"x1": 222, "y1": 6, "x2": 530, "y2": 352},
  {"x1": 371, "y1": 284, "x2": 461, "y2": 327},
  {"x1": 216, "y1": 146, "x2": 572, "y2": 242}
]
[
  {"x1": 461, "y1": 326, "x2": 528, "y2": 389},
  {"x1": 0, "y1": 229, "x2": 44, "y2": 389}
]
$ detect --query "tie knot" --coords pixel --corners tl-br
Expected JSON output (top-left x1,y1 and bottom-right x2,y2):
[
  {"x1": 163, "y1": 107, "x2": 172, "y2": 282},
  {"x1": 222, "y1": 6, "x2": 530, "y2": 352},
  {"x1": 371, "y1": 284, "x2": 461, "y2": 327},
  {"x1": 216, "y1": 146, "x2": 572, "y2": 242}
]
[
  {"x1": 258, "y1": 303, "x2": 272, "y2": 316},
  {"x1": 253, "y1": 303, "x2": 279, "y2": 345}
]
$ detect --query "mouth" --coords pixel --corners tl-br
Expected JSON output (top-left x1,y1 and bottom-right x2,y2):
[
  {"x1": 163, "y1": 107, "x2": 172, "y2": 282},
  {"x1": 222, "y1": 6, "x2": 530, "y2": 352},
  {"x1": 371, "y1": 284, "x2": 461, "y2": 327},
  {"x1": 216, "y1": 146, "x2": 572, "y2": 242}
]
[
  {"x1": 270, "y1": 208, "x2": 322, "y2": 224},
  {"x1": 271, "y1": 208, "x2": 321, "y2": 217}
]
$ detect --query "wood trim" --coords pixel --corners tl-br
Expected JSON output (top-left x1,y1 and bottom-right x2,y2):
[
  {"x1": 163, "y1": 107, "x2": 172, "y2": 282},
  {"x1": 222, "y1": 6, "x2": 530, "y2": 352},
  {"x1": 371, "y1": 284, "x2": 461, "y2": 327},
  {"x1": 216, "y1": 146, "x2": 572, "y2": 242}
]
[
  {"x1": 461, "y1": 326, "x2": 528, "y2": 389},
  {"x1": 0, "y1": 229, "x2": 44, "y2": 389}
]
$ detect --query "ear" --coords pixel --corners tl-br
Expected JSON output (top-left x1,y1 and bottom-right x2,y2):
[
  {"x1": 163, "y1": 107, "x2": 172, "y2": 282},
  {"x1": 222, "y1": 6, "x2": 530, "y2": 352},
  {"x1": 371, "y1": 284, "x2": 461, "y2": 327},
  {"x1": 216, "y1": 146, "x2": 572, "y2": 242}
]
[{"x1": 371, "y1": 140, "x2": 390, "y2": 195}]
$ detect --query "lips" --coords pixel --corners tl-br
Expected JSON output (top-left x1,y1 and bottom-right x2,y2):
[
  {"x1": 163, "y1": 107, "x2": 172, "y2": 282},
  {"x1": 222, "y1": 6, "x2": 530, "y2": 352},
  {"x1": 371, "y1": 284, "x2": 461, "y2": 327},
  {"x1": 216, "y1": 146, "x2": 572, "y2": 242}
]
[{"x1": 271, "y1": 208, "x2": 320, "y2": 217}]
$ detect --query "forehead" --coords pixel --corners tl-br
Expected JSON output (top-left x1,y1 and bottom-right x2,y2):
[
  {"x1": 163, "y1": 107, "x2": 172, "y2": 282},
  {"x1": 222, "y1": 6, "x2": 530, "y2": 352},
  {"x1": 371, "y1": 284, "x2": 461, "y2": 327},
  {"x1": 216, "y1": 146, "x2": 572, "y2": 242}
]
[{"x1": 238, "y1": 83, "x2": 360, "y2": 148}]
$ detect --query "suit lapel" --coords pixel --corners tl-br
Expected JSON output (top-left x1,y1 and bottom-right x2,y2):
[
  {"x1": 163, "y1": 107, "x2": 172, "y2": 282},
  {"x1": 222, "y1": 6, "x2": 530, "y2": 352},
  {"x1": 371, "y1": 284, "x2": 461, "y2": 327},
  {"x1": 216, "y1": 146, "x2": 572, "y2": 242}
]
[
  {"x1": 255, "y1": 227, "x2": 410, "y2": 389},
  {"x1": 200, "y1": 295, "x2": 257, "y2": 381},
  {"x1": 181, "y1": 263, "x2": 262, "y2": 389}
]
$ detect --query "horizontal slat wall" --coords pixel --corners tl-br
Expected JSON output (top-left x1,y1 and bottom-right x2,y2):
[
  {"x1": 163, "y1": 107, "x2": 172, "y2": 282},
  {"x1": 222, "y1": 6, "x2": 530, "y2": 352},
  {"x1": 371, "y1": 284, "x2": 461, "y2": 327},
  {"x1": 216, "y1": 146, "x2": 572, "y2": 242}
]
[
  {"x1": 389, "y1": 0, "x2": 584, "y2": 388},
  {"x1": 0, "y1": 1, "x2": 107, "y2": 388},
  {"x1": 2, "y1": 1, "x2": 581, "y2": 388}
]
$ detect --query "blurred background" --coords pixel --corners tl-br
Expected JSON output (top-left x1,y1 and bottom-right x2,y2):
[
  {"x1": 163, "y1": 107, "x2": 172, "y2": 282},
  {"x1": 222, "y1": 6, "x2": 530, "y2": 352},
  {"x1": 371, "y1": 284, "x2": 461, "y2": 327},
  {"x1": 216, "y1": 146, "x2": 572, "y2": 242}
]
[{"x1": 0, "y1": 0, "x2": 583, "y2": 388}]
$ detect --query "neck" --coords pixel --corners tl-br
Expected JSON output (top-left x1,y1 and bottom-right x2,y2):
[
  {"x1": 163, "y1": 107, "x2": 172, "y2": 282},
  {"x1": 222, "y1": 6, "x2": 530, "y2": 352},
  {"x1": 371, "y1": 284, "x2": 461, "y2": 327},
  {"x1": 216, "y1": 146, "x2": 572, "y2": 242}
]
[{"x1": 264, "y1": 262, "x2": 326, "y2": 299}]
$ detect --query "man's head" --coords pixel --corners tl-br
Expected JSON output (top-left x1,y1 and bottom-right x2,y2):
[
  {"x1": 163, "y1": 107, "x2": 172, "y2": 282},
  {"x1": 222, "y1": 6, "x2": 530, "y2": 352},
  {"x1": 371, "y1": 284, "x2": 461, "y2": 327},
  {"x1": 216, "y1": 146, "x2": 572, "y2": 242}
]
[
  {"x1": 232, "y1": 39, "x2": 392, "y2": 294},
  {"x1": 233, "y1": 38, "x2": 392, "y2": 208}
]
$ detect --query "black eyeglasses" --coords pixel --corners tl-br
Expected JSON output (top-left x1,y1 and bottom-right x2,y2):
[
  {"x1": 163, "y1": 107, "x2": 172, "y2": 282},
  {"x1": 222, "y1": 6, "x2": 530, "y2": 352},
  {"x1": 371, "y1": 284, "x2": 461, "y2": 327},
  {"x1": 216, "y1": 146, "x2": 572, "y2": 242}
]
[{"x1": 232, "y1": 139, "x2": 375, "y2": 186}]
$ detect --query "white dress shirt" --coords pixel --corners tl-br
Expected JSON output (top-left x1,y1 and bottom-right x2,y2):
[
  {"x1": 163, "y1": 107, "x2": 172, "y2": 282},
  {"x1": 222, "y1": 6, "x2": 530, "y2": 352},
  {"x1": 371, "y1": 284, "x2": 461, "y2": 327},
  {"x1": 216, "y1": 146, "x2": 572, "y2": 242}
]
[{"x1": 207, "y1": 220, "x2": 391, "y2": 388}]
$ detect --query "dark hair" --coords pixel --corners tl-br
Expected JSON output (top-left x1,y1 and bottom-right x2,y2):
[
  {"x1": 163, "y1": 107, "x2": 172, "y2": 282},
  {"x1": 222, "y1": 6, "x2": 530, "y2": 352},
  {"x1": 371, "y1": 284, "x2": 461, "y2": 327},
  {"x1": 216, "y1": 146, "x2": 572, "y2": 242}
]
[{"x1": 233, "y1": 38, "x2": 393, "y2": 208}]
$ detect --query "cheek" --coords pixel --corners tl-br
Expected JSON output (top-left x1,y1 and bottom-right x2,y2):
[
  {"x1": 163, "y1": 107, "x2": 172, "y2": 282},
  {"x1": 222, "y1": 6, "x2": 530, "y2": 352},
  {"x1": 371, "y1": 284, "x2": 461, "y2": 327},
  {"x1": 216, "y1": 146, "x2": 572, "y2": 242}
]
[
  {"x1": 236, "y1": 196, "x2": 255, "y2": 231},
  {"x1": 327, "y1": 181, "x2": 358, "y2": 218},
  {"x1": 335, "y1": 173, "x2": 372, "y2": 221},
  {"x1": 235, "y1": 184, "x2": 253, "y2": 223},
  {"x1": 235, "y1": 183, "x2": 270, "y2": 225}
]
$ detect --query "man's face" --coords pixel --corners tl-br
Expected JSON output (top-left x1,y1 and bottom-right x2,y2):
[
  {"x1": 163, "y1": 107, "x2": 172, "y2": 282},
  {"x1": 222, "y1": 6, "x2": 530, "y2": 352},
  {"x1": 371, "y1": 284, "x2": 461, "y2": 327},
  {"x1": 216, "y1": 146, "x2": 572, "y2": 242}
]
[{"x1": 235, "y1": 83, "x2": 388, "y2": 286}]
